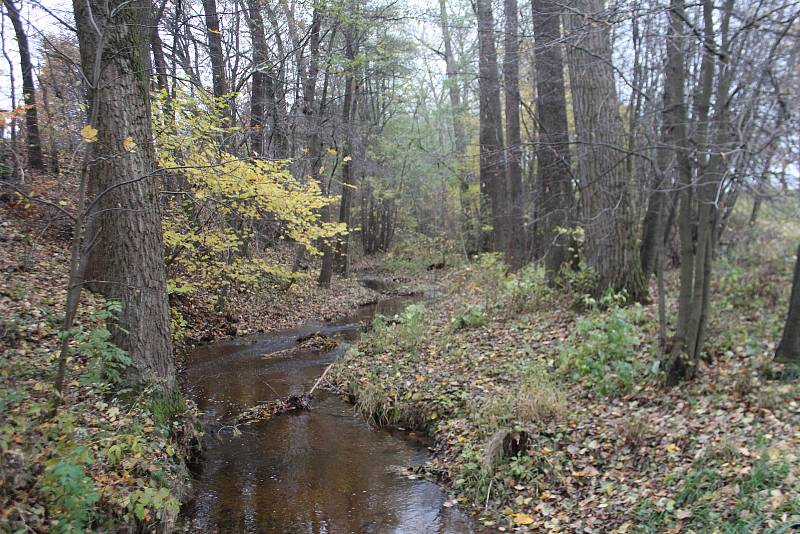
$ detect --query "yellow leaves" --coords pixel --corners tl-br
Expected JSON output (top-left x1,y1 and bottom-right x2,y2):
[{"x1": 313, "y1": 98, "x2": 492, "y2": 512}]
[
  {"x1": 80, "y1": 124, "x2": 98, "y2": 143},
  {"x1": 665, "y1": 443, "x2": 680, "y2": 454},
  {"x1": 122, "y1": 136, "x2": 137, "y2": 153},
  {"x1": 326, "y1": 147, "x2": 337, "y2": 156},
  {"x1": 154, "y1": 85, "x2": 347, "y2": 297},
  {"x1": 513, "y1": 513, "x2": 535, "y2": 525}
]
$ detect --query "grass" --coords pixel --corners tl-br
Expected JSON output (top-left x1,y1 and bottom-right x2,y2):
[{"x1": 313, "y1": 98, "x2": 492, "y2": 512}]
[{"x1": 638, "y1": 449, "x2": 800, "y2": 533}]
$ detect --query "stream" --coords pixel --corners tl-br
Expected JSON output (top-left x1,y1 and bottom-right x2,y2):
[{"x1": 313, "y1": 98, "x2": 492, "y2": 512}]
[{"x1": 180, "y1": 290, "x2": 478, "y2": 533}]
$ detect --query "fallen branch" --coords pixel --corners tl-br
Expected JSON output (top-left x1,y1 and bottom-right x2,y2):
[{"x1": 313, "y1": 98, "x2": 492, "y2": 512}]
[{"x1": 308, "y1": 362, "x2": 335, "y2": 397}]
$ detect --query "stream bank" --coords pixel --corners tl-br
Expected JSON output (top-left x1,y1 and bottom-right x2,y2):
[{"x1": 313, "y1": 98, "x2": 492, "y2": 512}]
[{"x1": 179, "y1": 283, "x2": 479, "y2": 533}]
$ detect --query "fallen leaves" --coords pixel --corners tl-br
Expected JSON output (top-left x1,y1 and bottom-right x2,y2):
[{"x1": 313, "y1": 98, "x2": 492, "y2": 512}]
[{"x1": 330, "y1": 258, "x2": 800, "y2": 532}]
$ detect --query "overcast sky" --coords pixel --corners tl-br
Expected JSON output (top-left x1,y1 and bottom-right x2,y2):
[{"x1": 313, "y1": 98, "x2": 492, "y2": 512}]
[{"x1": 1, "y1": 0, "x2": 70, "y2": 110}]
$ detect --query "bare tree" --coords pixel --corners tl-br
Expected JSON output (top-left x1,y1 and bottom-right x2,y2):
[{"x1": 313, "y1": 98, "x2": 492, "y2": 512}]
[{"x1": 3, "y1": 0, "x2": 44, "y2": 170}]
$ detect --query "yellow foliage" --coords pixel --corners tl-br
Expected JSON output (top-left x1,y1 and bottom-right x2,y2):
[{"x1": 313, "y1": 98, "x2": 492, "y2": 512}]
[
  {"x1": 153, "y1": 88, "x2": 344, "y2": 295},
  {"x1": 80, "y1": 124, "x2": 99, "y2": 143}
]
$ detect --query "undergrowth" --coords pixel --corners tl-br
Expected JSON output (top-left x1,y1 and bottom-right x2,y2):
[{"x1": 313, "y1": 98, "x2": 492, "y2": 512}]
[
  {"x1": 332, "y1": 234, "x2": 800, "y2": 531},
  {"x1": 1, "y1": 298, "x2": 196, "y2": 533}
]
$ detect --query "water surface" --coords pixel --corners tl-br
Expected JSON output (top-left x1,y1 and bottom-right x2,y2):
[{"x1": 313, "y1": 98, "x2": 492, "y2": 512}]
[{"x1": 181, "y1": 296, "x2": 477, "y2": 533}]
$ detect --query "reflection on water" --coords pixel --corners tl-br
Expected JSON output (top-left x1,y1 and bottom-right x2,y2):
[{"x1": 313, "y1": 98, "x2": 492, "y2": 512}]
[{"x1": 181, "y1": 296, "x2": 477, "y2": 533}]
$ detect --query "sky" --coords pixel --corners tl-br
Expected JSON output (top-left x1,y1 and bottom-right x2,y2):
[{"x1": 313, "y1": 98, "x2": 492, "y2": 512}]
[{"x1": 0, "y1": 0, "x2": 69, "y2": 110}]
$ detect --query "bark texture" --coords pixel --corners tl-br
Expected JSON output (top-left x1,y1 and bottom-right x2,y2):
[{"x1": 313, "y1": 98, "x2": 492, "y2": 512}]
[
  {"x1": 74, "y1": 0, "x2": 175, "y2": 391},
  {"x1": 565, "y1": 0, "x2": 647, "y2": 302},
  {"x1": 504, "y1": 0, "x2": 525, "y2": 267},
  {"x1": 476, "y1": 0, "x2": 508, "y2": 254},
  {"x1": 531, "y1": 0, "x2": 574, "y2": 281}
]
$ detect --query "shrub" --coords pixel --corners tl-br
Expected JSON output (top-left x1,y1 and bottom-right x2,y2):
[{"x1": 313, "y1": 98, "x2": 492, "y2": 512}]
[
  {"x1": 502, "y1": 265, "x2": 551, "y2": 313},
  {"x1": 556, "y1": 264, "x2": 598, "y2": 307},
  {"x1": 451, "y1": 304, "x2": 488, "y2": 330},
  {"x1": 558, "y1": 306, "x2": 646, "y2": 395},
  {"x1": 72, "y1": 301, "x2": 132, "y2": 391},
  {"x1": 41, "y1": 446, "x2": 99, "y2": 533}
]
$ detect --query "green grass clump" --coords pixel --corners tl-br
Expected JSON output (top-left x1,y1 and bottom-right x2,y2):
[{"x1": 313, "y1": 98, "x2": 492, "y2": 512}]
[
  {"x1": 365, "y1": 303, "x2": 428, "y2": 353},
  {"x1": 557, "y1": 303, "x2": 648, "y2": 396},
  {"x1": 451, "y1": 303, "x2": 488, "y2": 330}
]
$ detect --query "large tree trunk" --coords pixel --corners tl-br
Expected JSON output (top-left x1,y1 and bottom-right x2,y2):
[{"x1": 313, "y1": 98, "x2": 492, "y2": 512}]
[
  {"x1": 504, "y1": 0, "x2": 525, "y2": 268},
  {"x1": 776, "y1": 245, "x2": 800, "y2": 364},
  {"x1": 531, "y1": 0, "x2": 573, "y2": 282},
  {"x1": 74, "y1": 0, "x2": 175, "y2": 391},
  {"x1": 565, "y1": 0, "x2": 647, "y2": 302},
  {"x1": 476, "y1": 0, "x2": 508, "y2": 254},
  {"x1": 3, "y1": 0, "x2": 44, "y2": 170}
]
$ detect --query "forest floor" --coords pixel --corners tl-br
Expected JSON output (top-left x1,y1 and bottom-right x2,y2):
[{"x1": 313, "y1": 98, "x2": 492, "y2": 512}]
[
  {"x1": 1, "y1": 203, "x2": 197, "y2": 531},
  {"x1": 330, "y1": 204, "x2": 800, "y2": 532}
]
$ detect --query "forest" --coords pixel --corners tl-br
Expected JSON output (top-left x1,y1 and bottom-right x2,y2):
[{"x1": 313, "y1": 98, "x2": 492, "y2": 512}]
[{"x1": 0, "y1": 0, "x2": 799, "y2": 531}]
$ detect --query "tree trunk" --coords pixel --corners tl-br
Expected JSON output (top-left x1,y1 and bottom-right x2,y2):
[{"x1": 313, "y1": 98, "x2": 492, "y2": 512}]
[
  {"x1": 74, "y1": 0, "x2": 175, "y2": 392},
  {"x1": 202, "y1": 0, "x2": 230, "y2": 120},
  {"x1": 776, "y1": 245, "x2": 800, "y2": 364},
  {"x1": 504, "y1": 0, "x2": 525, "y2": 268},
  {"x1": 3, "y1": 0, "x2": 44, "y2": 170},
  {"x1": 531, "y1": 0, "x2": 573, "y2": 282},
  {"x1": 476, "y1": 0, "x2": 508, "y2": 254},
  {"x1": 334, "y1": 73, "x2": 357, "y2": 276},
  {"x1": 245, "y1": 0, "x2": 269, "y2": 157},
  {"x1": 565, "y1": 0, "x2": 647, "y2": 302}
]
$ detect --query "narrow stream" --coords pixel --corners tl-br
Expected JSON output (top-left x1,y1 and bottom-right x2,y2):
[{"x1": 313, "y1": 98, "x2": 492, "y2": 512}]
[{"x1": 180, "y1": 292, "x2": 478, "y2": 533}]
